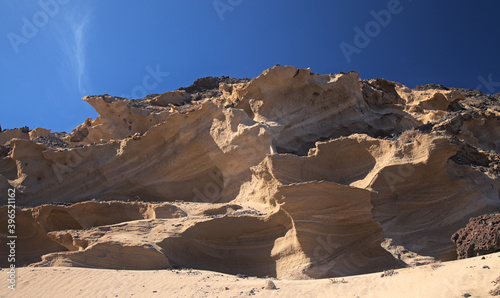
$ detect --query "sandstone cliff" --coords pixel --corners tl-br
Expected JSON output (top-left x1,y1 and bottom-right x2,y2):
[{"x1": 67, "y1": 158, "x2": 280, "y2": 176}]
[{"x1": 1, "y1": 66, "x2": 499, "y2": 278}]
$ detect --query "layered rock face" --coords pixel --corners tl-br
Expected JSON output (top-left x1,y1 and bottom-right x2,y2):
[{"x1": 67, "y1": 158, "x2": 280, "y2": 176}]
[{"x1": 1, "y1": 66, "x2": 499, "y2": 278}]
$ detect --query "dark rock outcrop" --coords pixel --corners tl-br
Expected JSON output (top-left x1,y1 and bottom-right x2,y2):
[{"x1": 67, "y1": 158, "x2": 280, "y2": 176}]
[{"x1": 451, "y1": 213, "x2": 500, "y2": 259}]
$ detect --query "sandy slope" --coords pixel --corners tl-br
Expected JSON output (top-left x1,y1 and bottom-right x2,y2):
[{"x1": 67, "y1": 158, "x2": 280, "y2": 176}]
[{"x1": 1, "y1": 252, "x2": 498, "y2": 298}]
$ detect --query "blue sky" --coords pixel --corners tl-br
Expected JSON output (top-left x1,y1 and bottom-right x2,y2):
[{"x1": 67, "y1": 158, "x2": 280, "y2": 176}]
[{"x1": 1, "y1": 0, "x2": 500, "y2": 132}]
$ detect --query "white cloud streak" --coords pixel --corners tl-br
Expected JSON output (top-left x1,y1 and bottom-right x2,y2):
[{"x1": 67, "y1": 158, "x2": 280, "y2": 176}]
[
  {"x1": 55, "y1": 5, "x2": 91, "y2": 95},
  {"x1": 72, "y1": 14, "x2": 89, "y2": 94}
]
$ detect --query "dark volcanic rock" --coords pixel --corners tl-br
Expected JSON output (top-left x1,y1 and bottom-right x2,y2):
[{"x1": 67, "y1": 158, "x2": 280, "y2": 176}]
[
  {"x1": 414, "y1": 84, "x2": 449, "y2": 91},
  {"x1": 178, "y1": 76, "x2": 250, "y2": 94},
  {"x1": 451, "y1": 213, "x2": 500, "y2": 259},
  {"x1": 69, "y1": 127, "x2": 89, "y2": 143},
  {"x1": 33, "y1": 136, "x2": 73, "y2": 149}
]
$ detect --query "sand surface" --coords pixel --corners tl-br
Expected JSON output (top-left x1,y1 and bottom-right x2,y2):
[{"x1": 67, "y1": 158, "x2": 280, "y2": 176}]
[{"x1": 1, "y1": 252, "x2": 499, "y2": 298}]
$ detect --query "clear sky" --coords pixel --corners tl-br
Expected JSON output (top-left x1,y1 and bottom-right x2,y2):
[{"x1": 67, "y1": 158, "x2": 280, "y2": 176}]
[{"x1": 1, "y1": 0, "x2": 500, "y2": 133}]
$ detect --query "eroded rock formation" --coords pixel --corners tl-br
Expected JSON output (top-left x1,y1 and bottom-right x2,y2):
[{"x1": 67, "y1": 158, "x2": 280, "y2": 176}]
[{"x1": 1, "y1": 66, "x2": 499, "y2": 278}]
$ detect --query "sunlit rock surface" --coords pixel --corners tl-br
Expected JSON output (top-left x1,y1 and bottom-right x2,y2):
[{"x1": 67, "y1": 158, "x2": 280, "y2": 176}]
[{"x1": 1, "y1": 66, "x2": 499, "y2": 278}]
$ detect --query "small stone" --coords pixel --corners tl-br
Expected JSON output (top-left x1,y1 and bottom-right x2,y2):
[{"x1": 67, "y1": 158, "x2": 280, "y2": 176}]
[
  {"x1": 484, "y1": 265, "x2": 490, "y2": 269},
  {"x1": 462, "y1": 293, "x2": 471, "y2": 298},
  {"x1": 264, "y1": 279, "x2": 276, "y2": 290}
]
